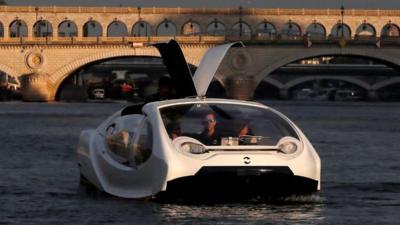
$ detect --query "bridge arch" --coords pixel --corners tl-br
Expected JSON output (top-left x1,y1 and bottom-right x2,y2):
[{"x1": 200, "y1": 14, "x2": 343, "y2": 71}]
[
  {"x1": 157, "y1": 19, "x2": 177, "y2": 36},
  {"x1": 132, "y1": 21, "x2": 151, "y2": 36},
  {"x1": 381, "y1": 23, "x2": 400, "y2": 37},
  {"x1": 83, "y1": 20, "x2": 102, "y2": 37},
  {"x1": 206, "y1": 20, "x2": 225, "y2": 36},
  {"x1": 255, "y1": 51, "x2": 400, "y2": 86},
  {"x1": 50, "y1": 50, "x2": 161, "y2": 98},
  {"x1": 262, "y1": 77, "x2": 284, "y2": 89},
  {"x1": 9, "y1": 19, "x2": 28, "y2": 37},
  {"x1": 330, "y1": 23, "x2": 351, "y2": 38},
  {"x1": 58, "y1": 20, "x2": 78, "y2": 37},
  {"x1": 0, "y1": 22, "x2": 4, "y2": 37},
  {"x1": 281, "y1": 21, "x2": 302, "y2": 39},
  {"x1": 231, "y1": 21, "x2": 252, "y2": 37},
  {"x1": 283, "y1": 76, "x2": 371, "y2": 91},
  {"x1": 305, "y1": 22, "x2": 326, "y2": 40},
  {"x1": 356, "y1": 22, "x2": 376, "y2": 37},
  {"x1": 372, "y1": 77, "x2": 400, "y2": 90},
  {"x1": 33, "y1": 20, "x2": 53, "y2": 37},
  {"x1": 107, "y1": 20, "x2": 128, "y2": 37},
  {"x1": 256, "y1": 20, "x2": 277, "y2": 38},
  {"x1": 181, "y1": 19, "x2": 202, "y2": 36},
  {"x1": 254, "y1": 77, "x2": 283, "y2": 99}
]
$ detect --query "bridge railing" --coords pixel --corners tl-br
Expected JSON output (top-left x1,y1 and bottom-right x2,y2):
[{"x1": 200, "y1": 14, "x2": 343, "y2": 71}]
[
  {"x1": 3, "y1": 6, "x2": 400, "y2": 16},
  {"x1": 2, "y1": 35, "x2": 400, "y2": 46}
]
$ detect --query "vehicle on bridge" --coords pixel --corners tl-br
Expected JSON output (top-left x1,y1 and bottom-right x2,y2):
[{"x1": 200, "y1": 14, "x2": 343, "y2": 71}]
[
  {"x1": 76, "y1": 40, "x2": 321, "y2": 200},
  {"x1": 334, "y1": 89, "x2": 364, "y2": 101},
  {"x1": 92, "y1": 88, "x2": 105, "y2": 99}
]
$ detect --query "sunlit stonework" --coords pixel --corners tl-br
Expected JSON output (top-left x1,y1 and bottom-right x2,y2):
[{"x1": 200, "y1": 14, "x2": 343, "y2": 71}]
[
  {"x1": 26, "y1": 52, "x2": 44, "y2": 69},
  {"x1": 0, "y1": 6, "x2": 399, "y2": 101}
]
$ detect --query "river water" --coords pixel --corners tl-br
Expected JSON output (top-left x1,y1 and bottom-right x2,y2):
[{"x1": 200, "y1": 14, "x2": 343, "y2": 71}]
[{"x1": 0, "y1": 101, "x2": 399, "y2": 225}]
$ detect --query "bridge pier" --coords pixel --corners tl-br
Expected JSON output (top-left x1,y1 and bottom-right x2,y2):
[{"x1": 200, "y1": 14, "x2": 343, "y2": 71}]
[
  {"x1": 279, "y1": 89, "x2": 289, "y2": 100},
  {"x1": 224, "y1": 76, "x2": 255, "y2": 100},
  {"x1": 367, "y1": 90, "x2": 379, "y2": 101},
  {"x1": 20, "y1": 73, "x2": 55, "y2": 102}
]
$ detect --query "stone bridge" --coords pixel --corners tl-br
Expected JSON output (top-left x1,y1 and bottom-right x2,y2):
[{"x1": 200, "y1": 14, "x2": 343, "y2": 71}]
[
  {"x1": 2, "y1": 6, "x2": 400, "y2": 39},
  {"x1": 11, "y1": 43, "x2": 210, "y2": 101},
  {"x1": 0, "y1": 6, "x2": 400, "y2": 101}
]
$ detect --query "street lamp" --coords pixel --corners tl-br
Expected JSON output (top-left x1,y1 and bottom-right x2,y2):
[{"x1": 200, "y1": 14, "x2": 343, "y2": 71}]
[
  {"x1": 387, "y1": 20, "x2": 393, "y2": 36},
  {"x1": 37, "y1": 19, "x2": 49, "y2": 37},
  {"x1": 16, "y1": 20, "x2": 21, "y2": 37},
  {"x1": 188, "y1": 18, "x2": 194, "y2": 35},
  {"x1": 137, "y1": 6, "x2": 142, "y2": 21},
  {"x1": 35, "y1": 7, "x2": 40, "y2": 37},
  {"x1": 137, "y1": 6, "x2": 146, "y2": 36},
  {"x1": 164, "y1": 19, "x2": 169, "y2": 29},
  {"x1": 341, "y1": 5, "x2": 344, "y2": 38},
  {"x1": 13, "y1": 17, "x2": 22, "y2": 37},
  {"x1": 41, "y1": 20, "x2": 46, "y2": 37},
  {"x1": 362, "y1": 20, "x2": 367, "y2": 31},
  {"x1": 211, "y1": 18, "x2": 219, "y2": 36},
  {"x1": 239, "y1": 5, "x2": 243, "y2": 37}
]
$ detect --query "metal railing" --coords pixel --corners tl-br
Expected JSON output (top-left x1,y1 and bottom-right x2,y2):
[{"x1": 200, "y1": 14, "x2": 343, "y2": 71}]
[
  {"x1": 0, "y1": 6, "x2": 400, "y2": 16},
  {"x1": 0, "y1": 35, "x2": 399, "y2": 46}
]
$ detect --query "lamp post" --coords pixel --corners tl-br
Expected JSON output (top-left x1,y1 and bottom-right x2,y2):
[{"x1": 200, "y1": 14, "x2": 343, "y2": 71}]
[
  {"x1": 17, "y1": 20, "x2": 21, "y2": 37},
  {"x1": 164, "y1": 19, "x2": 169, "y2": 29},
  {"x1": 341, "y1": 5, "x2": 344, "y2": 38},
  {"x1": 137, "y1": 6, "x2": 144, "y2": 36},
  {"x1": 239, "y1": 5, "x2": 243, "y2": 37},
  {"x1": 362, "y1": 20, "x2": 367, "y2": 31},
  {"x1": 39, "y1": 20, "x2": 48, "y2": 37},
  {"x1": 288, "y1": 19, "x2": 293, "y2": 37},
  {"x1": 188, "y1": 18, "x2": 194, "y2": 35},
  {"x1": 35, "y1": 7, "x2": 39, "y2": 37},
  {"x1": 213, "y1": 18, "x2": 218, "y2": 36},
  {"x1": 388, "y1": 20, "x2": 392, "y2": 36},
  {"x1": 46, "y1": 20, "x2": 49, "y2": 37}
]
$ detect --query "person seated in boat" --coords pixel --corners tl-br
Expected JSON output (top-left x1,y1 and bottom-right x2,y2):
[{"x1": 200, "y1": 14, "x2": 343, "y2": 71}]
[
  {"x1": 238, "y1": 123, "x2": 253, "y2": 137},
  {"x1": 166, "y1": 122, "x2": 181, "y2": 140},
  {"x1": 145, "y1": 76, "x2": 176, "y2": 103},
  {"x1": 198, "y1": 112, "x2": 221, "y2": 146},
  {"x1": 238, "y1": 122, "x2": 258, "y2": 145}
]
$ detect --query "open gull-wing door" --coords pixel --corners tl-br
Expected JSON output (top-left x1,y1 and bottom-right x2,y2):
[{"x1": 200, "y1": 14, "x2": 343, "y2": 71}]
[
  {"x1": 153, "y1": 40, "x2": 244, "y2": 98},
  {"x1": 193, "y1": 42, "x2": 244, "y2": 97},
  {"x1": 153, "y1": 40, "x2": 197, "y2": 98}
]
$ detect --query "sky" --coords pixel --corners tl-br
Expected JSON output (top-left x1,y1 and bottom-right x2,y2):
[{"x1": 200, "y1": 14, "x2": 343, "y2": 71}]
[{"x1": 3, "y1": 0, "x2": 400, "y2": 9}]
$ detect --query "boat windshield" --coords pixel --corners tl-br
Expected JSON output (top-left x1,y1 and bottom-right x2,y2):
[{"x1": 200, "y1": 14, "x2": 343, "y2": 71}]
[{"x1": 160, "y1": 103, "x2": 298, "y2": 146}]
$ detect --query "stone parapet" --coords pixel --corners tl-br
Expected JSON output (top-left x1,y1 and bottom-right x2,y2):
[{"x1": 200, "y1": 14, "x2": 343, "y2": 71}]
[{"x1": 0, "y1": 6, "x2": 399, "y2": 17}]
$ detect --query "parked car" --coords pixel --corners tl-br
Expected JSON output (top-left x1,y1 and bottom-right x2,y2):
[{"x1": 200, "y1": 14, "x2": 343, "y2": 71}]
[
  {"x1": 92, "y1": 88, "x2": 105, "y2": 99},
  {"x1": 335, "y1": 89, "x2": 364, "y2": 101}
]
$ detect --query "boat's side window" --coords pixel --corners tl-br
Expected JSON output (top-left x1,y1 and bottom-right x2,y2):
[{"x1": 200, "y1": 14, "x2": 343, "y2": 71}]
[
  {"x1": 105, "y1": 116, "x2": 152, "y2": 168},
  {"x1": 106, "y1": 123, "x2": 116, "y2": 136},
  {"x1": 130, "y1": 118, "x2": 153, "y2": 167},
  {"x1": 106, "y1": 130, "x2": 133, "y2": 164}
]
